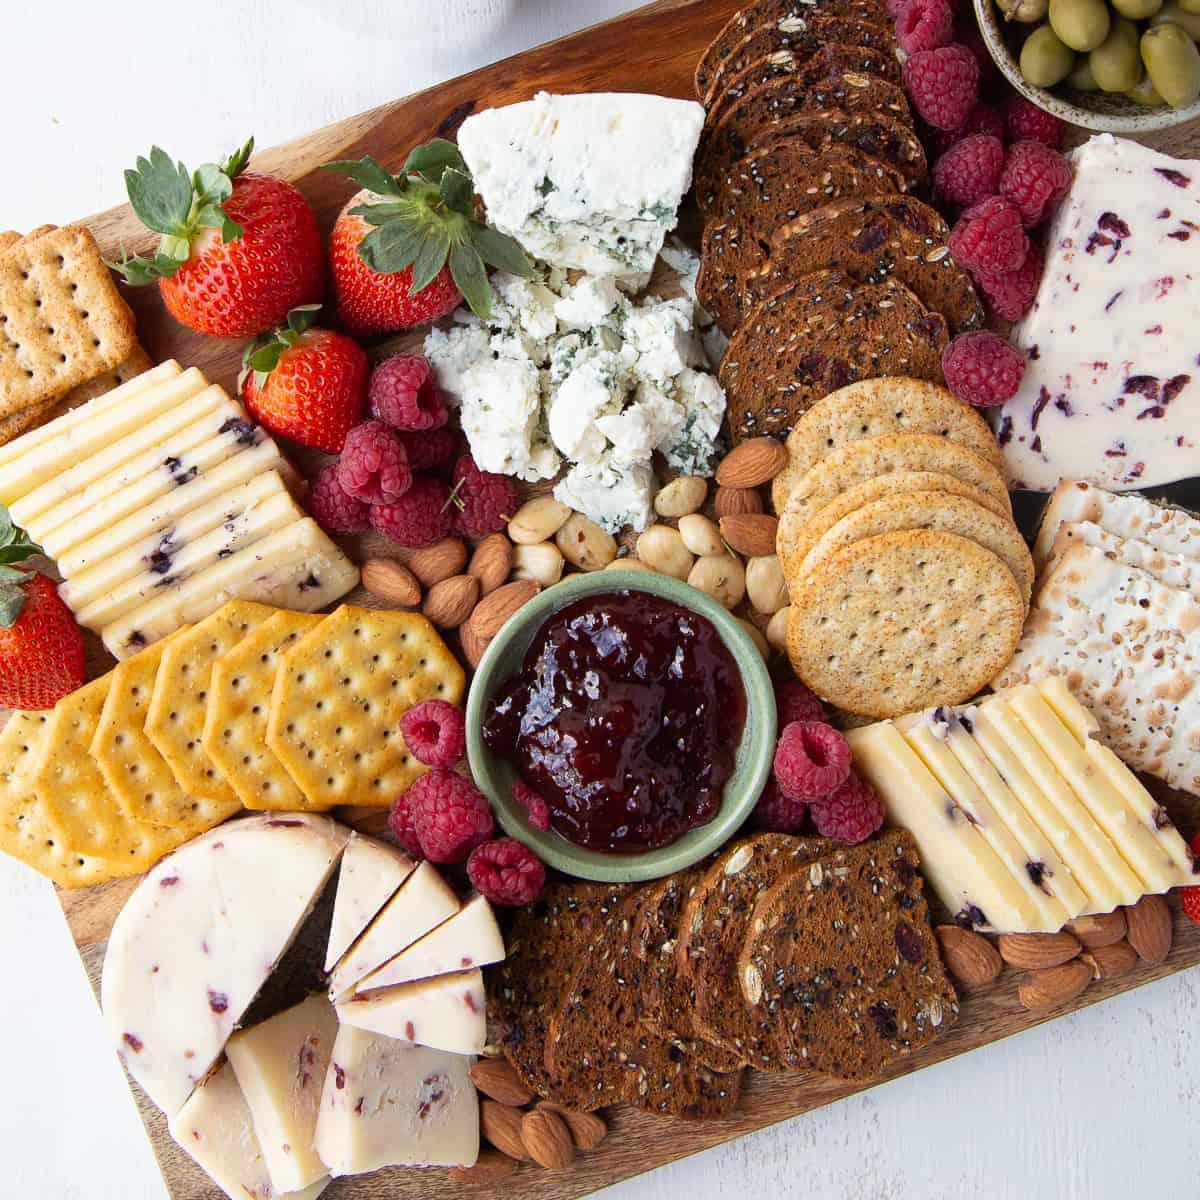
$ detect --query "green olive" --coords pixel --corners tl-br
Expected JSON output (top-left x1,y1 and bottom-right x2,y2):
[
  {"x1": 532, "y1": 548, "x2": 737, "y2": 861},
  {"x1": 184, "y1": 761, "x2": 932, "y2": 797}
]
[
  {"x1": 1180, "y1": 0, "x2": 1200, "y2": 15},
  {"x1": 998, "y1": 0, "x2": 1051, "y2": 21},
  {"x1": 1126, "y1": 71, "x2": 1168, "y2": 101},
  {"x1": 1151, "y1": 2, "x2": 1200, "y2": 37},
  {"x1": 1091, "y1": 18, "x2": 1145, "y2": 90},
  {"x1": 1142, "y1": 22, "x2": 1200, "y2": 104},
  {"x1": 1049, "y1": 0, "x2": 1111, "y2": 50},
  {"x1": 1021, "y1": 23, "x2": 1079, "y2": 83},
  {"x1": 1068, "y1": 55, "x2": 1102, "y2": 87}
]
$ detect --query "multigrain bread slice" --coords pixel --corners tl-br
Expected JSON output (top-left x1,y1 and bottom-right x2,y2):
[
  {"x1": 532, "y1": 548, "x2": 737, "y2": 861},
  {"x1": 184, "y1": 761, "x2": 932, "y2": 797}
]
[
  {"x1": 743, "y1": 197, "x2": 982, "y2": 334},
  {"x1": 737, "y1": 829, "x2": 958, "y2": 1080},
  {"x1": 719, "y1": 272, "x2": 948, "y2": 441}
]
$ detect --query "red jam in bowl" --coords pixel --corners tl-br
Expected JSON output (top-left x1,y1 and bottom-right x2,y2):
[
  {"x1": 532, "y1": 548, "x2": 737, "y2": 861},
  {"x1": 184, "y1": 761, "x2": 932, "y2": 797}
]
[{"x1": 481, "y1": 590, "x2": 747, "y2": 852}]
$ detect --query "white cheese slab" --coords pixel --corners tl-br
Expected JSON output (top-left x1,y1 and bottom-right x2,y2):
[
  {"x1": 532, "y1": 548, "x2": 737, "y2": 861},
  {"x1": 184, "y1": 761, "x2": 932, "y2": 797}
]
[
  {"x1": 1047, "y1": 522, "x2": 1200, "y2": 599},
  {"x1": 324, "y1": 834, "x2": 417, "y2": 974},
  {"x1": 337, "y1": 968, "x2": 486, "y2": 1055}
]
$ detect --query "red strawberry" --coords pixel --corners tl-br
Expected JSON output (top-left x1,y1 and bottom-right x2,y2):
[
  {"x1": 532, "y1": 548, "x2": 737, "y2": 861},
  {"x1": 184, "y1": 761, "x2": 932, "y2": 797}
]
[
  {"x1": 239, "y1": 305, "x2": 367, "y2": 453},
  {"x1": 114, "y1": 138, "x2": 323, "y2": 338},
  {"x1": 322, "y1": 141, "x2": 532, "y2": 335},
  {"x1": 1181, "y1": 833, "x2": 1200, "y2": 926},
  {"x1": 0, "y1": 568, "x2": 84, "y2": 710}
]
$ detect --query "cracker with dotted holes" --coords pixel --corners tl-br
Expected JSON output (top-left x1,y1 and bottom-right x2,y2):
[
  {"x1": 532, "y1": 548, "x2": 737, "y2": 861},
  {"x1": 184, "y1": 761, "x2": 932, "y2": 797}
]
[
  {"x1": 266, "y1": 605, "x2": 466, "y2": 808},
  {"x1": 144, "y1": 600, "x2": 278, "y2": 803},
  {"x1": 786, "y1": 529, "x2": 1025, "y2": 718},
  {"x1": 92, "y1": 627, "x2": 238, "y2": 833},
  {"x1": 203, "y1": 610, "x2": 325, "y2": 811},
  {"x1": 28, "y1": 677, "x2": 194, "y2": 866},
  {"x1": 0, "y1": 225, "x2": 137, "y2": 419}
]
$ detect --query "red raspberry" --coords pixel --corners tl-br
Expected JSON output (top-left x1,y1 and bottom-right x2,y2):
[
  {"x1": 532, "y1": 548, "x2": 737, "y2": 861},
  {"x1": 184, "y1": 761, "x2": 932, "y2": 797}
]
[
  {"x1": 450, "y1": 454, "x2": 518, "y2": 538},
  {"x1": 399, "y1": 699, "x2": 466, "y2": 768},
  {"x1": 400, "y1": 428, "x2": 461, "y2": 474},
  {"x1": 370, "y1": 474, "x2": 455, "y2": 547},
  {"x1": 902, "y1": 44, "x2": 979, "y2": 131},
  {"x1": 931, "y1": 101, "x2": 1006, "y2": 155},
  {"x1": 336, "y1": 420, "x2": 413, "y2": 504},
  {"x1": 1003, "y1": 97, "x2": 1065, "y2": 148},
  {"x1": 387, "y1": 790, "x2": 425, "y2": 859},
  {"x1": 1180, "y1": 833, "x2": 1200, "y2": 926},
  {"x1": 774, "y1": 721, "x2": 852, "y2": 802},
  {"x1": 896, "y1": 0, "x2": 954, "y2": 52},
  {"x1": 308, "y1": 463, "x2": 371, "y2": 534},
  {"x1": 933, "y1": 135, "x2": 1005, "y2": 207},
  {"x1": 409, "y1": 768, "x2": 495, "y2": 863},
  {"x1": 949, "y1": 196, "x2": 1029, "y2": 275},
  {"x1": 368, "y1": 355, "x2": 449, "y2": 432},
  {"x1": 999, "y1": 141, "x2": 1073, "y2": 228},
  {"x1": 774, "y1": 677, "x2": 828, "y2": 726},
  {"x1": 975, "y1": 242, "x2": 1044, "y2": 321},
  {"x1": 467, "y1": 837, "x2": 546, "y2": 906},
  {"x1": 513, "y1": 779, "x2": 551, "y2": 831},
  {"x1": 887, "y1": 0, "x2": 908, "y2": 18},
  {"x1": 754, "y1": 778, "x2": 808, "y2": 833},
  {"x1": 942, "y1": 330, "x2": 1025, "y2": 407},
  {"x1": 808, "y1": 772, "x2": 885, "y2": 845}
]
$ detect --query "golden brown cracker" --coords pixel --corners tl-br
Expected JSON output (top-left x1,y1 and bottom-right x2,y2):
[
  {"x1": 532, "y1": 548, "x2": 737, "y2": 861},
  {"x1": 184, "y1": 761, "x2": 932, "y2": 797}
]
[
  {"x1": 266, "y1": 606, "x2": 466, "y2": 809},
  {"x1": 0, "y1": 232, "x2": 21, "y2": 254},
  {"x1": 203, "y1": 610, "x2": 324, "y2": 811},
  {"x1": 60, "y1": 342, "x2": 154, "y2": 408}
]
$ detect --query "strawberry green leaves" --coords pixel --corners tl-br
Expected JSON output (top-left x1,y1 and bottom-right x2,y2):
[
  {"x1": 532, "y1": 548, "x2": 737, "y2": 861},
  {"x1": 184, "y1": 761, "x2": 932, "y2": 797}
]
[
  {"x1": 0, "y1": 510, "x2": 42, "y2": 626},
  {"x1": 0, "y1": 504, "x2": 39, "y2": 567},
  {"x1": 321, "y1": 137, "x2": 532, "y2": 319},
  {"x1": 240, "y1": 303, "x2": 323, "y2": 389},
  {"x1": 0, "y1": 567, "x2": 34, "y2": 628}
]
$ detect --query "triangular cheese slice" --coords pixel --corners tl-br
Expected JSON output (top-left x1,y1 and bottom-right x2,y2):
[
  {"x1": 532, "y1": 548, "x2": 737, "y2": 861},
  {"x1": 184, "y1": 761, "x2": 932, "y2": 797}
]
[
  {"x1": 324, "y1": 834, "x2": 417, "y2": 973},
  {"x1": 336, "y1": 968, "x2": 486, "y2": 1056}
]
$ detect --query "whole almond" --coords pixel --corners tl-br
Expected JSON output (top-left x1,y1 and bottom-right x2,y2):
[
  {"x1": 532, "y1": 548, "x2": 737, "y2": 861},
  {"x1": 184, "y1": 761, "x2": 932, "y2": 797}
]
[
  {"x1": 714, "y1": 485, "x2": 764, "y2": 518},
  {"x1": 468, "y1": 533, "x2": 514, "y2": 596},
  {"x1": 719, "y1": 513, "x2": 778, "y2": 558},
  {"x1": 422, "y1": 574, "x2": 479, "y2": 629},
  {"x1": 449, "y1": 1149, "x2": 519, "y2": 1185},
  {"x1": 408, "y1": 537, "x2": 468, "y2": 587},
  {"x1": 1124, "y1": 894, "x2": 1173, "y2": 964},
  {"x1": 1065, "y1": 910, "x2": 1127, "y2": 948},
  {"x1": 536, "y1": 1101, "x2": 608, "y2": 1151},
  {"x1": 996, "y1": 931, "x2": 1082, "y2": 970},
  {"x1": 521, "y1": 1108, "x2": 574, "y2": 1170},
  {"x1": 935, "y1": 925, "x2": 1003, "y2": 985},
  {"x1": 480, "y1": 1100, "x2": 529, "y2": 1161},
  {"x1": 471, "y1": 579, "x2": 540, "y2": 640},
  {"x1": 716, "y1": 437, "x2": 788, "y2": 487},
  {"x1": 1080, "y1": 939, "x2": 1139, "y2": 981},
  {"x1": 1017, "y1": 959, "x2": 1093, "y2": 1010},
  {"x1": 460, "y1": 618, "x2": 491, "y2": 670},
  {"x1": 360, "y1": 558, "x2": 421, "y2": 607},
  {"x1": 470, "y1": 1058, "x2": 534, "y2": 1108}
]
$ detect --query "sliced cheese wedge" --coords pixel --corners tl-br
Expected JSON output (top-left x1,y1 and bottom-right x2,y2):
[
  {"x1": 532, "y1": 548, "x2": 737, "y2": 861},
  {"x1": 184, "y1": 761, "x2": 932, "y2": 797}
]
[
  {"x1": 358, "y1": 894, "x2": 504, "y2": 992},
  {"x1": 1047, "y1": 522, "x2": 1200, "y2": 598},
  {"x1": 324, "y1": 833, "x2": 418, "y2": 974},
  {"x1": 337, "y1": 968, "x2": 486, "y2": 1055},
  {"x1": 329, "y1": 861, "x2": 460, "y2": 1000},
  {"x1": 101, "y1": 812, "x2": 349, "y2": 1115}
]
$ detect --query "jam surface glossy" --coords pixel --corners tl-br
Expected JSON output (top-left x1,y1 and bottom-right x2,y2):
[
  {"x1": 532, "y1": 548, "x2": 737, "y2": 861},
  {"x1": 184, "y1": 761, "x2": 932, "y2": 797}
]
[{"x1": 482, "y1": 590, "x2": 746, "y2": 852}]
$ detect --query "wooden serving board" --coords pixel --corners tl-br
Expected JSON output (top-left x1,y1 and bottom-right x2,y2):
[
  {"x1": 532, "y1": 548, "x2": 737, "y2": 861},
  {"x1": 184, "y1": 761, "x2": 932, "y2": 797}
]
[{"x1": 45, "y1": 0, "x2": 1200, "y2": 1197}]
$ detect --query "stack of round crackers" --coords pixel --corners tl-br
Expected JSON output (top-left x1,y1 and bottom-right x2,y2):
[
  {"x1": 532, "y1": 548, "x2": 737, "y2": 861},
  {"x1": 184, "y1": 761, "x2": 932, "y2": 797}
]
[{"x1": 774, "y1": 378, "x2": 1031, "y2": 718}]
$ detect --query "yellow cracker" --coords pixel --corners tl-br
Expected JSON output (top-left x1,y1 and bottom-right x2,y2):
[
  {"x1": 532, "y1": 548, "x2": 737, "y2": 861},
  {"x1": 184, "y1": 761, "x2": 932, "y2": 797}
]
[
  {"x1": 0, "y1": 232, "x2": 20, "y2": 254},
  {"x1": 203, "y1": 610, "x2": 325, "y2": 811},
  {"x1": 144, "y1": 600, "x2": 277, "y2": 802},
  {"x1": 30, "y1": 677, "x2": 193, "y2": 868},
  {"x1": 0, "y1": 225, "x2": 137, "y2": 418},
  {"x1": 266, "y1": 606, "x2": 466, "y2": 808},
  {"x1": 92, "y1": 628, "x2": 238, "y2": 833},
  {"x1": 60, "y1": 342, "x2": 154, "y2": 407}
]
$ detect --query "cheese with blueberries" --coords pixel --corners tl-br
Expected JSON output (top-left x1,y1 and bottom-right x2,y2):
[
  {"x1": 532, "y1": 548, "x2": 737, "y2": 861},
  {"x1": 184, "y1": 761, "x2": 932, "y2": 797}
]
[
  {"x1": 457, "y1": 91, "x2": 705, "y2": 277},
  {"x1": 998, "y1": 135, "x2": 1200, "y2": 491}
]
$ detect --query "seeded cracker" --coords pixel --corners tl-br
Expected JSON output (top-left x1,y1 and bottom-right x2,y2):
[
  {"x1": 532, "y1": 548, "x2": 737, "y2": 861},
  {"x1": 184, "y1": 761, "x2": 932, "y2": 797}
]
[
  {"x1": 203, "y1": 610, "x2": 324, "y2": 811},
  {"x1": 266, "y1": 606, "x2": 465, "y2": 809}
]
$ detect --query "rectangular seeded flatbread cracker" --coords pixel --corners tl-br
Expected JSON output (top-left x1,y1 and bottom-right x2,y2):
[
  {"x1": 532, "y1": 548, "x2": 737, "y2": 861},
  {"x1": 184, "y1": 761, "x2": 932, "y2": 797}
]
[
  {"x1": 144, "y1": 600, "x2": 278, "y2": 802},
  {"x1": 91, "y1": 628, "x2": 238, "y2": 834},
  {"x1": 203, "y1": 610, "x2": 324, "y2": 811},
  {"x1": 266, "y1": 606, "x2": 466, "y2": 808}
]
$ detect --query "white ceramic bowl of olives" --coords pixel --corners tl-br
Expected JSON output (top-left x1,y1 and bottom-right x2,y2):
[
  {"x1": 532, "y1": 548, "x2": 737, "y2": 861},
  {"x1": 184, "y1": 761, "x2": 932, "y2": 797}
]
[{"x1": 976, "y1": 0, "x2": 1200, "y2": 129}]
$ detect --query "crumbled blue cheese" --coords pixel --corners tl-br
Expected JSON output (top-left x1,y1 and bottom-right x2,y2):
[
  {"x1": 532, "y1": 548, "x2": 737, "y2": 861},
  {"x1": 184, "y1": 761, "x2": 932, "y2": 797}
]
[
  {"x1": 553, "y1": 454, "x2": 657, "y2": 533},
  {"x1": 458, "y1": 354, "x2": 555, "y2": 481},
  {"x1": 661, "y1": 369, "x2": 726, "y2": 476},
  {"x1": 548, "y1": 347, "x2": 626, "y2": 463}
]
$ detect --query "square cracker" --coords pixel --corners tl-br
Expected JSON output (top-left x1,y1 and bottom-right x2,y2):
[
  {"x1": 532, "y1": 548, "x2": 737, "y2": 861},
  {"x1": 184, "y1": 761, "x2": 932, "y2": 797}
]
[
  {"x1": 203, "y1": 610, "x2": 325, "y2": 811},
  {"x1": 0, "y1": 225, "x2": 137, "y2": 418},
  {"x1": 92, "y1": 628, "x2": 240, "y2": 833},
  {"x1": 266, "y1": 606, "x2": 466, "y2": 808},
  {"x1": 144, "y1": 599, "x2": 277, "y2": 802},
  {"x1": 29, "y1": 678, "x2": 193, "y2": 868}
]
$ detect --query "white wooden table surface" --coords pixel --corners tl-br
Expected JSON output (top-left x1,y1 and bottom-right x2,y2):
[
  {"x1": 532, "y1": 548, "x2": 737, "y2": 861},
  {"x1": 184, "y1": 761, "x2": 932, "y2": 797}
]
[{"x1": 4, "y1": 3, "x2": 1199, "y2": 1197}]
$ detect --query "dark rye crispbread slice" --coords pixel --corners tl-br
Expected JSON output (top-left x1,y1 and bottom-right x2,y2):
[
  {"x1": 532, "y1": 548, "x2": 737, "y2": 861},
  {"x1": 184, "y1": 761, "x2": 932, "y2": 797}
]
[
  {"x1": 695, "y1": 221, "x2": 751, "y2": 338},
  {"x1": 719, "y1": 271, "x2": 949, "y2": 441},
  {"x1": 696, "y1": 0, "x2": 892, "y2": 103},
  {"x1": 737, "y1": 829, "x2": 959, "y2": 1081},
  {"x1": 676, "y1": 833, "x2": 827, "y2": 1069},
  {"x1": 742, "y1": 196, "x2": 984, "y2": 334},
  {"x1": 544, "y1": 889, "x2": 743, "y2": 1118}
]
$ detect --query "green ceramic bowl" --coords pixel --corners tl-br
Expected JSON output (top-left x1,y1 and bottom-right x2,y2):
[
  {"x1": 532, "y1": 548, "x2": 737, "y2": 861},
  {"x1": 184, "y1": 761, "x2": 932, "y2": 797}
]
[{"x1": 465, "y1": 569, "x2": 777, "y2": 883}]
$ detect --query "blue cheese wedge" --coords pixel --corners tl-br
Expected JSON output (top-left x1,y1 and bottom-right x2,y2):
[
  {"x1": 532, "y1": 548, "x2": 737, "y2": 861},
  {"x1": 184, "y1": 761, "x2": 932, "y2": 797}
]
[{"x1": 457, "y1": 91, "x2": 704, "y2": 276}]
